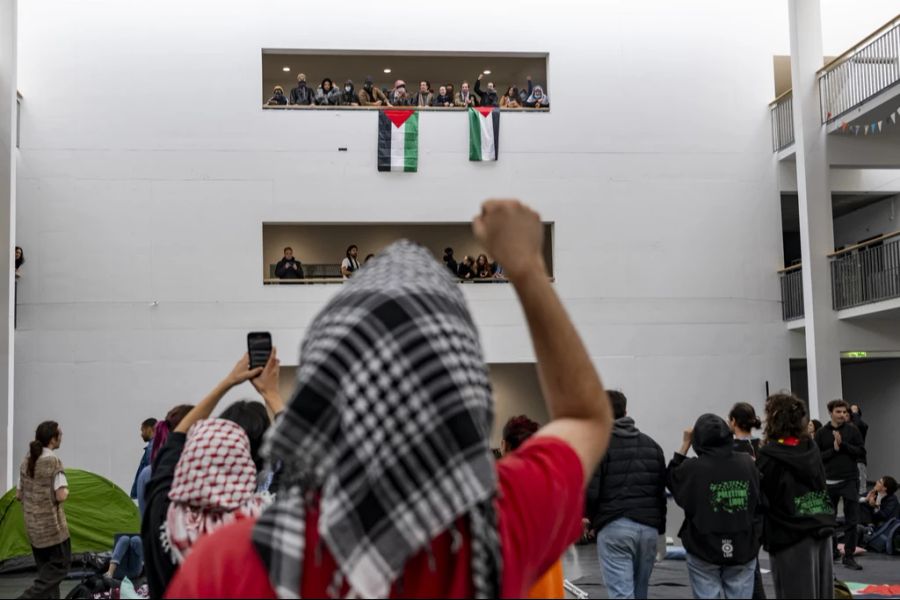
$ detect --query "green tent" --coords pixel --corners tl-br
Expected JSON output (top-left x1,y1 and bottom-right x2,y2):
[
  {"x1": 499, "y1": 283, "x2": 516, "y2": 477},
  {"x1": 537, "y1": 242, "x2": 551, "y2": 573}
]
[{"x1": 0, "y1": 469, "x2": 140, "y2": 570}]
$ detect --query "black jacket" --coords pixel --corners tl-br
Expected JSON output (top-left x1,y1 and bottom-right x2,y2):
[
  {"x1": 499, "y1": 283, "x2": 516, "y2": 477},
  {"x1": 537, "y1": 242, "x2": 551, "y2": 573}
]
[
  {"x1": 142, "y1": 433, "x2": 187, "y2": 599},
  {"x1": 667, "y1": 414, "x2": 762, "y2": 565},
  {"x1": 585, "y1": 417, "x2": 667, "y2": 534},
  {"x1": 289, "y1": 82, "x2": 314, "y2": 105},
  {"x1": 733, "y1": 437, "x2": 761, "y2": 459},
  {"x1": 873, "y1": 493, "x2": 899, "y2": 525},
  {"x1": 814, "y1": 421, "x2": 865, "y2": 481},
  {"x1": 275, "y1": 257, "x2": 303, "y2": 279},
  {"x1": 757, "y1": 438, "x2": 836, "y2": 553},
  {"x1": 850, "y1": 410, "x2": 869, "y2": 444},
  {"x1": 474, "y1": 79, "x2": 499, "y2": 107}
]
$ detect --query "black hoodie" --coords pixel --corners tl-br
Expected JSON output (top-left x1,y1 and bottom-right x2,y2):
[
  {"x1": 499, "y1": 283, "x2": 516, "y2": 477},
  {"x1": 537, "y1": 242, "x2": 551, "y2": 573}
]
[
  {"x1": 814, "y1": 421, "x2": 865, "y2": 481},
  {"x1": 757, "y1": 437, "x2": 836, "y2": 552},
  {"x1": 667, "y1": 414, "x2": 762, "y2": 565}
]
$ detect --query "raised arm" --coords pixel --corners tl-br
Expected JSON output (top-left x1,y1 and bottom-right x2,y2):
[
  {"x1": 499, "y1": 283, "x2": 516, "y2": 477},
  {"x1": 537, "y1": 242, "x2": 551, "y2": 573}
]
[
  {"x1": 472, "y1": 199, "x2": 612, "y2": 485},
  {"x1": 175, "y1": 354, "x2": 263, "y2": 434}
]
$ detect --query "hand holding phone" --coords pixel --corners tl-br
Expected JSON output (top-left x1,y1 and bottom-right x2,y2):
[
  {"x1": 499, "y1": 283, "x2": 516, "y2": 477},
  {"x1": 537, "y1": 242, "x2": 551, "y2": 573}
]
[{"x1": 248, "y1": 332, "x2": 273, "y2": 369}]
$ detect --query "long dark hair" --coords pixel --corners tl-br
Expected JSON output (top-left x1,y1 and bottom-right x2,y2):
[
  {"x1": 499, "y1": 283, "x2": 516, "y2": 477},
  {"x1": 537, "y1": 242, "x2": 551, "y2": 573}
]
[
  {"x1": 220, "y1": 401, "x2": 270, "y2": 472},
  {"x1": 346, "y1": 245, "x2": 358, "y2": 261},
  {"x1": 764, "y1": 393, "x2": 809, "y2": 442},
  {"x1": 502, "y1": 415, "x2": 540, "y2": 451},
  {"x1": 15, "y1": 246, "x2": 24, "y2": 269},
  {"x1": 729, "y1": 402, "x2": 761, "y2": 432},
  {"x1": 27, "y1": 421, "x2": 59, "y2": 478}
]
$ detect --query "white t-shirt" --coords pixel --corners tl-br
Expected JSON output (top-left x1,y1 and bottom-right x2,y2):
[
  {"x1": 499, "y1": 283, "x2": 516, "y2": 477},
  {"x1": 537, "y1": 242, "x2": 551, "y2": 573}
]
[
  {"x1": 341, "y1": 257, "x2": 360, "y2": 279},
  {"x1": 18, "y1": 447, "x2": 68, "y2": 492}
]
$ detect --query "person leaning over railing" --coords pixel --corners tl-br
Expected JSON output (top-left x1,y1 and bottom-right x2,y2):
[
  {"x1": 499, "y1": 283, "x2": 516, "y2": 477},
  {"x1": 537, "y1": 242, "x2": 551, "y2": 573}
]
[
  {"x1": 524, "y1": 76, "x2": 550, "y2": 109},
  {"x1": 339, "y1": 79, "x2": 359, "y2": 106},
  {"x1": 455, "y1": 80, "x2": 478, "y2": 107},
  {"x1": 357, "y1": 75, "x2": 389, "y2": 106},
  {"x1": 474, "y1": 73, "x2": 499, "y2": 107},
  {"x1": 388, "y1": 79, "x2": 411, "y2": 106},
  {"x1": 314, "y1": 78, "x2": 341, "y2": 106},
  {"x1": 501, "y1": 86, "x2": 521, "y2": 108},
  {"x1": 411, "y1": 80, "x2": 435, "y2": 107},
  {"x1": 289, "y1": 73, "x2": 314, "y2": 106},
  {"x1": 264, "y1": 85, "x2": 286, "y2": 106}
]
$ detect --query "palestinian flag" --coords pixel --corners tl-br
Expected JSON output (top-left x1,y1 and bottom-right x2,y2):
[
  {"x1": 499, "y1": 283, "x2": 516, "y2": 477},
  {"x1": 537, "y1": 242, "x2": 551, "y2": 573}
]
[
  {"x1": 378, "y1": 110, "x2": 418, "y2": 172},
  {"x1": 468, "y1": 107, "x2": 500, "y2": 161}
]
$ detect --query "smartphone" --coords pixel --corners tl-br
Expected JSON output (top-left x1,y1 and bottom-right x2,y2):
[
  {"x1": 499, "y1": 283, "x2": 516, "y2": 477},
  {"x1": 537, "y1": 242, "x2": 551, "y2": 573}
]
[{"x1": 247, "y1": 331, "x2": 272, "y2": 369}]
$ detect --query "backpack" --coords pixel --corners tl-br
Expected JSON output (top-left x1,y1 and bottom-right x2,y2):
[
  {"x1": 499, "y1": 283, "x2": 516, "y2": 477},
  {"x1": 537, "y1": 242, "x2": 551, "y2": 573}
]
[{"x1": 865, "y1": 517, "x2": 900, "y2": 554}]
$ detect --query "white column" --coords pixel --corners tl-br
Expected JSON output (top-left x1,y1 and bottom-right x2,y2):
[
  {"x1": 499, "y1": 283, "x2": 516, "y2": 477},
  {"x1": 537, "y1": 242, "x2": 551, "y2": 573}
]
[
  {"x1": 788, "y1": 0, "x2": 843, "y2": 419},
  {"x1": 0, "y1": 0, "x2": 15, "y2": 490}
]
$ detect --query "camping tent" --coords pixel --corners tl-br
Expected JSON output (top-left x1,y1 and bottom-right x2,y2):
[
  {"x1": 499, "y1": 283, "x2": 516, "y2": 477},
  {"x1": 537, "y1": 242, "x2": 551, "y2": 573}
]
[{"x1": 0, "y1": 469, "x2": 140, "y2": 571}]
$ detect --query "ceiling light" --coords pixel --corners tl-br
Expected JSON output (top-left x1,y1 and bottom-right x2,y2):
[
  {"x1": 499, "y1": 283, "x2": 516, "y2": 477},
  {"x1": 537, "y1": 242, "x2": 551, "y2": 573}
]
[
  {"x1": 483, "y1": 70, "x2": 491, "y2": 75},
  {"x1": 384, "y1": 68, "x2": 392, "y2": 74},
  {"x1": 282, "y1": 66, "x2": 290, "y2": 72}
]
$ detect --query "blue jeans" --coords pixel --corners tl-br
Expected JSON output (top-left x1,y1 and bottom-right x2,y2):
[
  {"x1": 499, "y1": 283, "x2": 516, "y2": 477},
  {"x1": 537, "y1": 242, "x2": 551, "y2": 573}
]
[
  {"x1": 110, "y1": 535, "x2": 143, "y2": 580},
  {"x1": 685, "y1": 553, "x2": 756, "y2": 599},
  {"x1": 596, "y1": 517, "x2": 658, "y2": 599}
]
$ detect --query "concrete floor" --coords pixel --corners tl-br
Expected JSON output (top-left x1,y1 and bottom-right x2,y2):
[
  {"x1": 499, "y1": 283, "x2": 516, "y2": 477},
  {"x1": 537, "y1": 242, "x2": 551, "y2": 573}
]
[{"x1": 562, "y1": 543, "x2": 900, "y2": 599}]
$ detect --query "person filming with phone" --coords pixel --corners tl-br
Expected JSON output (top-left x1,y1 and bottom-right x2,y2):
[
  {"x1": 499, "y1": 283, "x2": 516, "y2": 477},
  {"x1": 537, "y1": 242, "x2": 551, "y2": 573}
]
[{"x1": 274, "y1": 247, "x2": 303, "y2": 280}]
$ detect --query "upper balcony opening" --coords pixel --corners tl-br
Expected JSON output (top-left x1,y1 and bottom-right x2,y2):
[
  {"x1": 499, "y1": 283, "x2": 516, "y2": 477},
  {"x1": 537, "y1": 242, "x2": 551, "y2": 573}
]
[
  {"x1": 261, "y1": 50, "x2": 549, "y2": 111},
  {"x1": 261, "y1": 222, "x2": 554, "y2": 285}
]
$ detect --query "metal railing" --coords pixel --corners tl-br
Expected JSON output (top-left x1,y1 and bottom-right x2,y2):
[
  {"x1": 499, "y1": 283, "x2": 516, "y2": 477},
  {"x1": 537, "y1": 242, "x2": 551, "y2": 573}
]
[
  {"x1": 830, "y1": 231, "x2": 900, "y2": 310},
  {"x1": 779, "y1": 265, "x2": 804, "y2": 321},
  {"x1": 818, "y1": 14, "x2": 900, "y2": 123},
  {"x1": 769, "y1": 90, "x2": 794, "y2": 152}
]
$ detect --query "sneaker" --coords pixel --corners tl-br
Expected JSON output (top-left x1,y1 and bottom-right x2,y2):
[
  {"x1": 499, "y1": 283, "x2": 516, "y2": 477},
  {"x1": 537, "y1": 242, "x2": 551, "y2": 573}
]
[{"x1": 842, "y1": 556, "x2": 863, "y2": 571}]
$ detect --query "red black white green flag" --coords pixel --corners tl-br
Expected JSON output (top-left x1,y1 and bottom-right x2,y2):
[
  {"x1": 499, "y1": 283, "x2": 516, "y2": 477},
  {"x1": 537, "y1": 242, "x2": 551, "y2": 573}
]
[
  {"x1": 378, "y1": 110, "x2": 419, "y2": 172},
  {"x1": 468, "y1": 107, "x2": 500, "y2": 161}
]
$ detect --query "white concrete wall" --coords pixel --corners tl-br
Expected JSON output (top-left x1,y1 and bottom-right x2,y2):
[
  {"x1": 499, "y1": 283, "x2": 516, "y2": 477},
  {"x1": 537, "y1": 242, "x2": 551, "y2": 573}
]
[
  {"x1": 842, "y1": 359, "x2": 900, "y2": 479},
  {"x1": 12, "y1": 0, "x2": 803, "y2": 492}
]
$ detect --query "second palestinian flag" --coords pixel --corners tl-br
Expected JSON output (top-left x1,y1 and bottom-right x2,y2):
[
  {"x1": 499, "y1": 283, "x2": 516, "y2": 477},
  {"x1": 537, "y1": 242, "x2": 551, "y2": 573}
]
[
  {"x1": 378, "y1": 110, "x2": 419, "y2": 172},
  {"x1": 469, "y1": 107, "x2": 500, "y2": 161}
]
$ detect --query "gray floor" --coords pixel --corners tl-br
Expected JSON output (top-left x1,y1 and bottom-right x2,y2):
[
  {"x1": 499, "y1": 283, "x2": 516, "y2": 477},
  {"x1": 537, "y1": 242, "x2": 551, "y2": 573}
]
[
  {"x1": 562, "y1": 543, "x2": 900, "y2": 599},
  {"x1": 1, "y1": 546, "x2": 898, "y2": 598}
]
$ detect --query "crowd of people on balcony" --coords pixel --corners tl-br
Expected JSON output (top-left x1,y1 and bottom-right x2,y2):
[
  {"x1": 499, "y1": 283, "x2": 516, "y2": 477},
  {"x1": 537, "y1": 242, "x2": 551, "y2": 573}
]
[{"x1": 265, "y1": 72, "x2": 549, "y2": 109}]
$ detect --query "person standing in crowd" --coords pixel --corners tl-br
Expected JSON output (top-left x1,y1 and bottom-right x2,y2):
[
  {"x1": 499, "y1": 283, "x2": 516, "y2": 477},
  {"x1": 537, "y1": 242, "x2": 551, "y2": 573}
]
[
  {"x1": 130, "y1": 417, "x2": 157, "y2": 500},
  {"x1": 142, "y1": 349, "x2": 282, "y2": 598},
  {"x1": 357, "y1": 76, "x2": 388, "y2": 106},
  {"x1": 388, "y1": 80, "x2": 410, "y2": 106},
  {"x1": 339, "y1": 79, "x2": 358, "y2": 106},
  {"x1": 314, "y1": 78, "x2": 340, "y2": 106},
  {"x1": 135, "y1": 405, "x2": 193, "y2": 518},
  {"x1": 474, "y1": 73, "x2": 499, "y2": 107},
  {"x1": 264, "y1": 85, "x2": 287, "y2": 106},
  {"x1": 808, "y1": 418, "x2": 823, "y2": 436},
  {"x1": 341, "y1": 244, "x2": 360, "y2": 279},
  {"x1": 442, "y1": 247, "x2": 458, "y2": 276},
  {"x1": 16, "y1": 421, "x2": 71, "y2": 600},
  {"x1": 412, "y1": 80, "x2": 434, "y2": 107},
  {"x1": 729, "y1": 403, "x2": 761, "y2": 459},
  {"x1": 727, "y1": 402, "x2": 765, "y2": 599},
  {"x1": 167, "y1": 200, "x2": 614, "y2": 599},
  {"x1": 814, "y1": 399, "x2": 865, "y2": 570},
  {"x1": 15, "y1": 246, "x2": 24, "y2": 279},
  {"x1": 501, "y1": 86, "x2": 521, "y2": 108},
  {"x1": 500, "y1": 415, "x2": 565, "y2": 600},
  {"x1": 434, "y1": 85, "x2": 453, "y2": 107},
  {"x1": 757, "y1": 393, "x2": 835, "y2": 599},
  {"x1": 274, "y1": 247, "x2": 303, "y2": 280},
  {"x1": 850, "y1": 403, "x2": 869, "y2": 495},
  {"x1": 667, "y1": 415, "x2": 762, "y2": 600},
  {"x1": 864, "y1": 476, "x2": 899, "y2": 525},
  {"x1": 584, "y1": 390, "x2": 666, "y2": 600},
  {"x1": 455, "y1": 81, "x2": 477, "y2": 107},
  {"x1": 289, "y1": 73, "x2": 314, "y2": 106}
]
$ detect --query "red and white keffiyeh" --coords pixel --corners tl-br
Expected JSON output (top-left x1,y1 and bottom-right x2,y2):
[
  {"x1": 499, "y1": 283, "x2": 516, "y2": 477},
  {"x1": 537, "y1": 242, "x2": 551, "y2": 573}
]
[{"x1": 164, "y1": 418, "x2": 270, "y2": 564}]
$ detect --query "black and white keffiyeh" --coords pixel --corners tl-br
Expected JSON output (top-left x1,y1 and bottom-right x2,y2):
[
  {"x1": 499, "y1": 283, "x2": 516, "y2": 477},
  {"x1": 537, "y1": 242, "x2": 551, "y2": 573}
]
[{"x1": 253, "y1": 241, "x2": 502, "y2": 599}]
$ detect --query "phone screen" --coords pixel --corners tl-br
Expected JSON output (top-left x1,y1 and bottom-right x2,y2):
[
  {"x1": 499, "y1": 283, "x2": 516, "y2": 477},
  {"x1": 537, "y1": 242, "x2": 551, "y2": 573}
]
[{"x1": 247, "y1": 332, "x2": 272, "y2": 369}]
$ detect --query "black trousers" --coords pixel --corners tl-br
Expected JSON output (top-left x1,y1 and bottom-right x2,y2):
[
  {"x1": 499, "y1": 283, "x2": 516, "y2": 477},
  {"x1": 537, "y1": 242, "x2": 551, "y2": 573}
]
[
  {"x1": 17, "y1": 538, "x2": 71, "y2": 599},
  {"x1": 828, "y1": 479, "x2": 859, "y2": 556}
]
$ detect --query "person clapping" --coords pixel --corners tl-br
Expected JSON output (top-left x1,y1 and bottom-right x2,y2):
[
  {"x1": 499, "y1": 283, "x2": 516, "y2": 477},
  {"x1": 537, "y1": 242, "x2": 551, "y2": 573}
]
[{"x1": 275, "y1": 247, "x2": 303, "y2": 280}]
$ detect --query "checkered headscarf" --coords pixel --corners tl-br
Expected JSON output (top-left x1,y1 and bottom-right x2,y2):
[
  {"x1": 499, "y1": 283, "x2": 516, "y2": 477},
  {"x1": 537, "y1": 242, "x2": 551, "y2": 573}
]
[
  {"x1": 164, "y1": 419, "x2": 270, "y2": 564},
  {"x1": 252, "y1": 241, "x2": 502, "y2": 599}
]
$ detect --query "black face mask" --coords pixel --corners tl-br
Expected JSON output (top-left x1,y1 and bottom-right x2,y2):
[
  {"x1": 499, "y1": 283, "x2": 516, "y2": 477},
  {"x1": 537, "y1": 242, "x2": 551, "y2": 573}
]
[{"x1": 275, "y1": 91, "x2": 283, "y2": 96}]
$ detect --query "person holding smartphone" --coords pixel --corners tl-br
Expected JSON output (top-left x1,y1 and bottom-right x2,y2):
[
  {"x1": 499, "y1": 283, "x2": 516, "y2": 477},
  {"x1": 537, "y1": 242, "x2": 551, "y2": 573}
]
[{"x1": 274, "y1": 247, "x2": 303, "y2": 280}]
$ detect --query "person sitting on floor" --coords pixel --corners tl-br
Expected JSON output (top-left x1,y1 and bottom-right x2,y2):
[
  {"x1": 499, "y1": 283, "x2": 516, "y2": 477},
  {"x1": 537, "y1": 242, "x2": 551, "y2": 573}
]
[{"x1": 865, "y1": 476, "x2": 899, "y2": 525}]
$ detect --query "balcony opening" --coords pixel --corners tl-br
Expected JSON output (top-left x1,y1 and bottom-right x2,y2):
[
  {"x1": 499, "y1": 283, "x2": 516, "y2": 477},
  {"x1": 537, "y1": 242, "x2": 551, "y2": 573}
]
[
  {"x1": 262, "y1": 50, "x2": 548, "y2": 110},
  {"x1": 261, "y1": 222, "x2": 554, "y2": 284}
]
